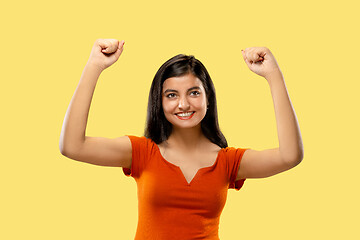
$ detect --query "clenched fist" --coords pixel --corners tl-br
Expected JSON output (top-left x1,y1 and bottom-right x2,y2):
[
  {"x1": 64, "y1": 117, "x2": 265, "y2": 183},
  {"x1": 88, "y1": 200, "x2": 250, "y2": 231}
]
[
  {"x1": 87, "y1": 39, "x2": 125, "y2": 71},
  {"x1": 241, "y1": 47, "x2": 281, "y2": 79}
]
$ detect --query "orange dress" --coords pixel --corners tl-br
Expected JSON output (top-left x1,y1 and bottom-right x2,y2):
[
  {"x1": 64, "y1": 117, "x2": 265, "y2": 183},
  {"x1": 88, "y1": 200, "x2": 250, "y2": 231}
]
[{"x1": 122, "y1": 135, "x2": 249, "y2": 240}]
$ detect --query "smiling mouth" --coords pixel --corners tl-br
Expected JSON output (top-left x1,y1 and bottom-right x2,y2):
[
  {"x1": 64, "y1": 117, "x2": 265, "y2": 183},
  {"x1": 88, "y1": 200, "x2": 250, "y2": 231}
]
[{"x1": 175, "y1": 111, "x2": 195, "y2": 120}]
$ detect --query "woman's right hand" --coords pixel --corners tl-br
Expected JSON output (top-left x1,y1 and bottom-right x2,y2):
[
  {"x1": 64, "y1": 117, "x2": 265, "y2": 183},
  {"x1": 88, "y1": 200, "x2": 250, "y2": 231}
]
[{"x1": 87, "y1": 39, "x2": 125, "y2": 71}]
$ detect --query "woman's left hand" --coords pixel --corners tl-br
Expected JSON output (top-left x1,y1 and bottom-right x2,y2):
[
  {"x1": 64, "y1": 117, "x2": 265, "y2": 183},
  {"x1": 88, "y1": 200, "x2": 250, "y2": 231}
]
[{"x1": 241, "y1": 47, "x2": 281, "y2": 79}]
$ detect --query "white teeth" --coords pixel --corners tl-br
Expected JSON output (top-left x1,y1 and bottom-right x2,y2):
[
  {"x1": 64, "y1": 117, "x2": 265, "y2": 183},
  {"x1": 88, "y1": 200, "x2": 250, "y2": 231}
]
[{"x1": 177, "y1": 112, "x2": 194, "y2": 117}]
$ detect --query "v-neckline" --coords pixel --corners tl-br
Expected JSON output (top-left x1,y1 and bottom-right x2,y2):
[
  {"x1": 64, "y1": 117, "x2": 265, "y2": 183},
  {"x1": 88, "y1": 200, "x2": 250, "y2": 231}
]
[{"x1": 154, "y1": 143, "x2": 223, "y2": 186}]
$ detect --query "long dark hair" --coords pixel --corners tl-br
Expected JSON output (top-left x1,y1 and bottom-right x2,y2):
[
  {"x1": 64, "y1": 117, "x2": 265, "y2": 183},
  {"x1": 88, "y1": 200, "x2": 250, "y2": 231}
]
[{"x1": 144, "y1": 54, "x2": 228, "y2": 148}]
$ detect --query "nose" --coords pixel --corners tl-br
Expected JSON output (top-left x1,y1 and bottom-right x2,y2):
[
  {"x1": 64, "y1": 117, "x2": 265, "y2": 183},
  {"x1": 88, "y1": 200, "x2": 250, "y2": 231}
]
[{"x1": 178, "y1": 96, "x2": 190, "y2": 111}]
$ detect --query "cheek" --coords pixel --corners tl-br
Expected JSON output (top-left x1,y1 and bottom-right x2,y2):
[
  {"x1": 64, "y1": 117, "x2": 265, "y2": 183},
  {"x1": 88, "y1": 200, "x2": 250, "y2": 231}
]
[
  {"x1": 162, "y1": 99, "x2": 177, "y2": 114},
  {"x1": 191, "y1": 97, "x2": 207, "y2": 110}
]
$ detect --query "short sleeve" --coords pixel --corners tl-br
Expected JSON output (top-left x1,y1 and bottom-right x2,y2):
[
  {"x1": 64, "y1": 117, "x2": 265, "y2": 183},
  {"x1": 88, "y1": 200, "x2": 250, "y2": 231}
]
[
  {"x1": 122, "y1": 135, "x2": 151, "y2": 179},
  {"x1": 225, "y1": 147, "x2": 250, "y2": 191}
]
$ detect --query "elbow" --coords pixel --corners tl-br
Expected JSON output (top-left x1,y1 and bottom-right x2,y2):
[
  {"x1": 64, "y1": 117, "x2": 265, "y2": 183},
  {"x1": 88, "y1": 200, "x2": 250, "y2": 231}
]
[
  {"x1": 284, "y1": 149, "x2": 304, "y2": 168},
  {"x1": 291, "y1": 155, "x2": 303, "y2": 167},
  {"x1": 283, "y1": 148, "x2": 304, "y2": 168},
  {"x1": 297, "y1": 146, "x2": 305, "y2": 165},
  {"x1": 59, "y1": 147, "x2": 68, "y2": 157},
  {"x1": 59, "y1": 143, "x2": 65, "y2": 156},
  {"x1": 59, "y1": 140, "x2": 67, "y2": 156},
  {"x1": 59, "y1": 141, "x2": 72, "y2": 157}
]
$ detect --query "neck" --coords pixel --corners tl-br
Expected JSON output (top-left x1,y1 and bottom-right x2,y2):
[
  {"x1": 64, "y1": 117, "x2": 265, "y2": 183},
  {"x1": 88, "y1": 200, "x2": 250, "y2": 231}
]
[{"x1": 167, "y1": 125, "x2": 206, "y2": 149}]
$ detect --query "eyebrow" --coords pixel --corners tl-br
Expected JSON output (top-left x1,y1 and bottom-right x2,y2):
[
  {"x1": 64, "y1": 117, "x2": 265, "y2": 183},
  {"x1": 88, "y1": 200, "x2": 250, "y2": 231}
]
[{"x1": 163, "y1": 86, "x2": 201, "y2": 94}]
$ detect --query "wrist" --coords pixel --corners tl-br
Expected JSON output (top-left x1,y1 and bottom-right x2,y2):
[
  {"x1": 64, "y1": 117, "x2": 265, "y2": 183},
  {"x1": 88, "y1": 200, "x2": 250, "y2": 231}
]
[
  {"x1": 86, "y1": 60, "x2": 105, "y2": 73},
  {"x1": 264, "y1": 69, "x2": 284, "y2": 83}
]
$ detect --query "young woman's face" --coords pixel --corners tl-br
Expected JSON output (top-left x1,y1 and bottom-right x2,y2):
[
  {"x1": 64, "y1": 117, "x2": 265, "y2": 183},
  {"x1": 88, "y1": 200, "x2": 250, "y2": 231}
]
[{"x1": 162, "y1": 73, "x2": 207, "y2": 130}]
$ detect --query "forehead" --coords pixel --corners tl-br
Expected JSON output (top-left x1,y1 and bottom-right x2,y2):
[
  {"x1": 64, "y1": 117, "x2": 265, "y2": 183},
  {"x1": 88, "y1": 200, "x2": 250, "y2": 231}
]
[{"x1": 162, "y1": 73, "x2": 204, "y2": 91}]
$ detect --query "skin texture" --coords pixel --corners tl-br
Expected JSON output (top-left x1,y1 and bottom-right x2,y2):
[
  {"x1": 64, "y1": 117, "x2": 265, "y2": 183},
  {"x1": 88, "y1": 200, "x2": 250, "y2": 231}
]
[
  {"x1": 237, "y1": 47, "x2": 304, "y2": 180},
  {"x1": 60, "y1": 39, "x2": 303, "y2": 183},
  {"x1": 159, "y1": 74, "x2": 221, "y2": 184},
  {"x1": 162, "y1": 74, "x2": 207, "y2": 131},
  {"x1": 88, "y1": 39, "x2": 125, "y2": 71}
]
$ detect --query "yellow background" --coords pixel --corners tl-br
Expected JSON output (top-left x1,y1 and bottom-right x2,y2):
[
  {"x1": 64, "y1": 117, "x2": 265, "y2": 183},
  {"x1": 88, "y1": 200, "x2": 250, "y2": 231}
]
[{"x1": 1, "y1": 0, "x2": 359, "y2": 239}]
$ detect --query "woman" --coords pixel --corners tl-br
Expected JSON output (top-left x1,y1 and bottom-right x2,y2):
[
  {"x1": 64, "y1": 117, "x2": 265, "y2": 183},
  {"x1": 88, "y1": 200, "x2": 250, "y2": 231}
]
[{"x1": 59, "y1": 39, "x2": 304, "y2": 239}]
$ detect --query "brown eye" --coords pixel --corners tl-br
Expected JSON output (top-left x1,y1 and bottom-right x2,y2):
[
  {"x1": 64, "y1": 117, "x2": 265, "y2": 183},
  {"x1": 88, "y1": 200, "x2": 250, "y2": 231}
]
[
  {"x1": 166, "y1": 93, "x2": 176, "y2": 98},
  {"x1": 190, "y1": 91, "x2": 200, "y2": 96}
]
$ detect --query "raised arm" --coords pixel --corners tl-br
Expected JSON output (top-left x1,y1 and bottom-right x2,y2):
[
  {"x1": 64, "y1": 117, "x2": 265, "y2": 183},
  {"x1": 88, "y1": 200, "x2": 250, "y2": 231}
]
[
  {"x1": 59, "y1": 39, "x2": 132, "y2": 168},
  {"x1": 236, "y1": 47, "x2": 304, "y2": 180}
]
